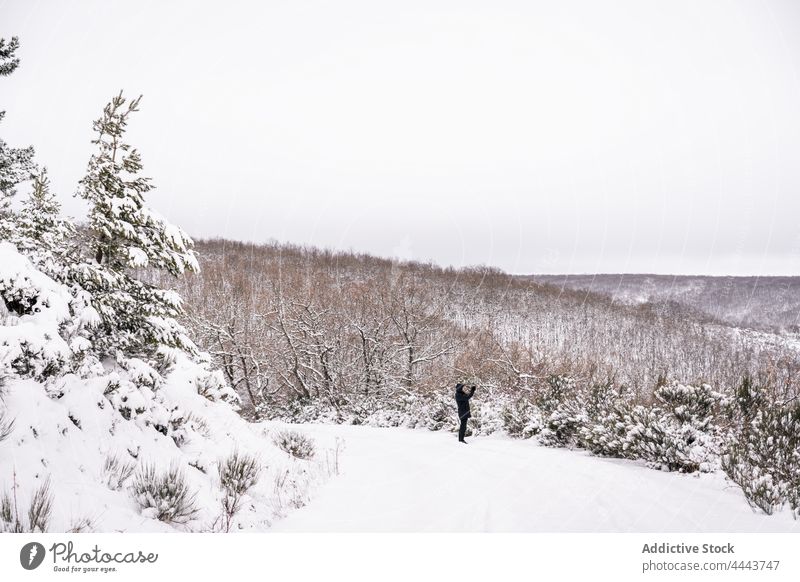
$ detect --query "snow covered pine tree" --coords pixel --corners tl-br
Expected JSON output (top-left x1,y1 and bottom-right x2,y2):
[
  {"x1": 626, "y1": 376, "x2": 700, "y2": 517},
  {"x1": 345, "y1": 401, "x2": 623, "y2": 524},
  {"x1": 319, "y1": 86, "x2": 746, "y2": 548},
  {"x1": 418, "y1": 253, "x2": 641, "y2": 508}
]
[
  {"x1": 0, "y1": 36, "x2": 35, "y2": 240},
  {"x1": 1, "y1": 41, "x2": 309, "y2": 531},
  {"x1": 12, "y1": 167, "x2": 77, "y2": 278},
  {"x1": 71, "y1": 90, "x2": 241, "y2": 431},
  {"x1": 76, "y1": 91, "x2": 200, "y2": 361}
]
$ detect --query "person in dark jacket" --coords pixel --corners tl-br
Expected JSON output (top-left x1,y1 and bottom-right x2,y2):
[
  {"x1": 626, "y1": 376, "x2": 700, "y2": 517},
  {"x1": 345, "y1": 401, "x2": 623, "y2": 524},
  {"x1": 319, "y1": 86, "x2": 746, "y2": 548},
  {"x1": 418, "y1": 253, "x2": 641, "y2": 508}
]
[{"x1": 455, "y1": 383, "x2": 477, "y2": 443}]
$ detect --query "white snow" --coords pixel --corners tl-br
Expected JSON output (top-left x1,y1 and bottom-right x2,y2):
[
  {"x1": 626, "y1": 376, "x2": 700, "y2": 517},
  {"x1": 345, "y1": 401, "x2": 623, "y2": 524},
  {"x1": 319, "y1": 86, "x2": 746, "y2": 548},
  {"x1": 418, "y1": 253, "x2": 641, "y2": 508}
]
[
  {"x1": 0, "y1": 360, "x2": 333, "y2": 532},
  {"x1": 3, "y1": 234, "x2": 796, "y2": 533},
  {"x1": 0, "y1": 242, "x2": 73, "y2": 377},
  {"x1": 127, "y1": 247, "x2": 149, "y2": 268},
  {"x1": 268, "y1": 423, "x2": 800, "y2": 533},
  {"x1": 0, "y1": 243, "x2": 336, "y2": 533}
]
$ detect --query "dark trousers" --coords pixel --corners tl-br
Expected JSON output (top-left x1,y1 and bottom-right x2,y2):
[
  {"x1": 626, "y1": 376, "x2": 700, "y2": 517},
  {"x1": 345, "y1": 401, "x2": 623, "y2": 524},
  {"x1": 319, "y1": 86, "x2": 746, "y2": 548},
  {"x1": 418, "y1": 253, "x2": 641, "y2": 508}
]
[{"x1": 458, "y1": 416, "x2": 468, "y2": 441}]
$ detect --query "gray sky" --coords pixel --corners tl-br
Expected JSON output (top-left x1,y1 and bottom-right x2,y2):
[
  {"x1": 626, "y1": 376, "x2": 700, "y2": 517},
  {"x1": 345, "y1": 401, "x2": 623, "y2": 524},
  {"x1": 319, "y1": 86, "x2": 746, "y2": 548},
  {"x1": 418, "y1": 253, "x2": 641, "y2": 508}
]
[{"x1": 2, "y1": 0, "x2": 800, "y2": 275}]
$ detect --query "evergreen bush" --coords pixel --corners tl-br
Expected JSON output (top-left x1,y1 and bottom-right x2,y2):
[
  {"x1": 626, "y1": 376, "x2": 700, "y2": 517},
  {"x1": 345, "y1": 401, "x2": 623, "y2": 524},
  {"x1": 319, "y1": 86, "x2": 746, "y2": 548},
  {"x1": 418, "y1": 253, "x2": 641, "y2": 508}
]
[
  {"x1": 272, "y1": 430, "x2": 316, "y2": 460},
  {"x1": 130, "y1": 464, "x2": 199, "y2": 525}
]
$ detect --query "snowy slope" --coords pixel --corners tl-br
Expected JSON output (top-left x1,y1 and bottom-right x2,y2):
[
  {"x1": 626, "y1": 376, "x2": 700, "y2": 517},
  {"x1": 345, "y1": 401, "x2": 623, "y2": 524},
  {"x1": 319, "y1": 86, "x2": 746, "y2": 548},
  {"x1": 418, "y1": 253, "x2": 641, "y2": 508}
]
[
  {"x1": 267, "y1": 423, "x2": 800, "y2": 533},
  {"x1": 0, "y1": 242, "x2": 337, "y2": 533},
  {"x1": 0, "y1": 362, "x2": 332, "y2": 533}
]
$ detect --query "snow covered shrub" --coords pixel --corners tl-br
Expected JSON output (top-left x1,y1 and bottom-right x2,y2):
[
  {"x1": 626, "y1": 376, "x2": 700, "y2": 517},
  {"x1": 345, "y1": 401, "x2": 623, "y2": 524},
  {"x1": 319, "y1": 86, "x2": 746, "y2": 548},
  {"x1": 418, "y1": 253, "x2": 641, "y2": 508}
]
[
  {"x1": 577, "y1": 383, "x2": 636, "y2": 458},
  {"x1": 1, "y1": 492, "x2": 17, "y2": 531},
  {"x1": 721, "y1": 377, "x2": 800, "y2": 515},
  {"x1": 643, "y1": 382, "x2": 721, "y2": 472},
  {"x1": 624, "y1": 406, "x2": 718, "y2": 473},
  {"x1": 102, "y1": 375, "x2": 155, "y2": 424},
  {"x1": 103, "y1": 454, "x2": 136, "y2": 491},
  {"x1": 362, "y1": 407, "x2": 408, "y2": 428},
  {"x1": 182, "y1": 411, "x2": 211, "y2": 438},
  {"x1": 102, "y1": 360, "x2": 181, "y2": 436},
  {"x1": 654, "y1": 382, "x2": 719, "y2": 429},
  {"x1": 130, "y1": 463, "x2": 199, "y2": 525},
  {"x1": 351, "y1": 392, "x2": 415, "y2": 428},
  {"x1": 501, "y1": 396, "x2": 543, "y2": 438},
  {"x1": 99, "y1": 363, "x2": 189, "y2": 444},
  {"x1": 414, "y1": 394, "x2": 453, "y2": 431},
  {"x1": 272, "y1": 430, "x2": 316, "y2": 460},
  {"x1": 468, "y1": 397, "x2": 506, "y2": 435},
  {"x1": 729, "y1": 374, "x2": 765, "y2": 418},
  {"x1": 535, "y1": 374, "x2": 576, "y2": 414},
  {"x1": 218, "y1": 452, "x2": 261, "y2": 532},
  {"x1": 575, "y1": 381, "x2": 720, "y2": 472},
  {"x1": 535, "y1": 375, "x2": 586, "y2": 447},
  {"x1": 0, "y1": 477, "x2": 53, "y2": 533},
  {"x1": 271, "y1": 398, "x2": 330, "y2": 424},
  {"x1": 117, "y1": 357, "x2": 162, "y2": 391},
  {"x1": 26, "y1": 477, "x2": 53, "y2": 532},
  {"x1": 194, "y1": 366, "x2": 238, "y2": 405},
  {"x1": 219, "y1": 452, "x2": 260, "y2": 500},
  {"x1": 509, "y1": 374, "x2": 721, "y2": 471},
  {"x1": 0, "y1": 247, "x2": 100, "y2": 383},
  {"x1": 538, "y1": 401, "x2": 586, "y2": 447},
  {"x1": 0, "y1": 243, "x2": 78, "y2": 380},
  {"x1": 271, "y1": 390, "x2": 457, "y2": 432},
  {"x1": 722, "y1": 443, "x2": 786, "y2": 515}
]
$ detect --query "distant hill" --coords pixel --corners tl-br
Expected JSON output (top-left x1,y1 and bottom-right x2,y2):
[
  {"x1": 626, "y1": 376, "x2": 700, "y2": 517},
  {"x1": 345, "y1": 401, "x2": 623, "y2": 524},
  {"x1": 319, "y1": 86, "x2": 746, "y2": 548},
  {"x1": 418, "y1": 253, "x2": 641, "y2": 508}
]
[{"x1": 526, "y1": 274, "x2": 800, "y2": 332}]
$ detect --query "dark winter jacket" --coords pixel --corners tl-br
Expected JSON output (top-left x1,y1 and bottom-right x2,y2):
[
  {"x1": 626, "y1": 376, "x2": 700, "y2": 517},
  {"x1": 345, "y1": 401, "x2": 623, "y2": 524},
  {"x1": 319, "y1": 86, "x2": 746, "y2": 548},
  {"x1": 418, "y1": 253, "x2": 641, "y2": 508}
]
[{"x1": 455, "y1": 384, "x2": 476, "y2": 420}]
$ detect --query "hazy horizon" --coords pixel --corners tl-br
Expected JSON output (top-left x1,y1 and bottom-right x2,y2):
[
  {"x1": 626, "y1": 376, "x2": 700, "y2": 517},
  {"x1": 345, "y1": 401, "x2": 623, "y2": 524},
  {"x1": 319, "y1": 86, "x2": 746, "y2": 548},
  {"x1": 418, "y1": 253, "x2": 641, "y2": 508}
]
[{"x1": 3, "y1": 0, "x2": 800, "y2": 276}]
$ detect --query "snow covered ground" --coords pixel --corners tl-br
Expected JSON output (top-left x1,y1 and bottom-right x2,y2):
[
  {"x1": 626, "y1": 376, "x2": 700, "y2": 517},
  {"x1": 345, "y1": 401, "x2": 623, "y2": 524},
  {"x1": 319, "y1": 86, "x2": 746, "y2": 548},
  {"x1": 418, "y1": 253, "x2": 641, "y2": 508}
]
[
  {"x1": 0, "y1": 367, "x2": 331, "y2": 533},
  {"x1": 267, "y1": 423, "x2": 800, "y2": 533}
]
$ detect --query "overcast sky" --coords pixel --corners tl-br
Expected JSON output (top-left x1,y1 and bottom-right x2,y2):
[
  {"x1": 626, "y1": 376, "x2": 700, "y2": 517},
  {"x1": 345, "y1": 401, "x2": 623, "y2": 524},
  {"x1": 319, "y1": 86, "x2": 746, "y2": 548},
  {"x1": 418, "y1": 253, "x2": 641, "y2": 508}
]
[{"x1": 2, "y1": 0, "x2": 800, "y2": 275}]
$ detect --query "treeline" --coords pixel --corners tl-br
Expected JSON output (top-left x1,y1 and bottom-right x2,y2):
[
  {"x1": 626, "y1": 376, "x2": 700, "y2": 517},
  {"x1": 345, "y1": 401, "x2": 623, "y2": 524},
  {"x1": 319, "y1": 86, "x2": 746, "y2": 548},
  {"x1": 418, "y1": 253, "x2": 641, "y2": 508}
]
[{"x1": 167, "y1": 238, "x2": 800, "y2": 422}]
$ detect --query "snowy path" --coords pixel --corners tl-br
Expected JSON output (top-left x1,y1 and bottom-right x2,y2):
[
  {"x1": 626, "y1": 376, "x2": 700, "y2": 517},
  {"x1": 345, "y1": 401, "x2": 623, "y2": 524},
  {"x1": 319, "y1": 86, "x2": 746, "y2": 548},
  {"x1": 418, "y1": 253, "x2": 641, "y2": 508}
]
[{"x1": 268, "y1": 423, "x2": 800, "y2": 532}]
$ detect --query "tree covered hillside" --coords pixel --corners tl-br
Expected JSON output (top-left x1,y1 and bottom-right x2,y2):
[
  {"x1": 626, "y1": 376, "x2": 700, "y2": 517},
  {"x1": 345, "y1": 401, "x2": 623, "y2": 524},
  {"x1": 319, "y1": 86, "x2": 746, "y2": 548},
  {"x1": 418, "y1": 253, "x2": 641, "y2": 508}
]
[
  {"x1": 531, "y1": 273, "x2": 800, "y2": 333},
  {"x1": 174, "y1": 238, "x2": 800, "y2": 422},
  {"x1": 167, "y1": 237, "x2": 800, "y2": 517}
]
